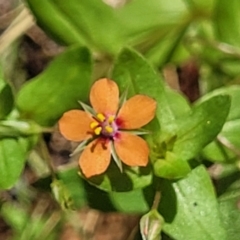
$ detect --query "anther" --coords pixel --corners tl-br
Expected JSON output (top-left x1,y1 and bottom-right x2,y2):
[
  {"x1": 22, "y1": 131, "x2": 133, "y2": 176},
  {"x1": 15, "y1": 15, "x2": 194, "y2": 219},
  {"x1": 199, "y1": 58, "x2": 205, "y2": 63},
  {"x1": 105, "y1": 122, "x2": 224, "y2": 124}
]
[
  {"x1": 105, "y1": 126, "x2": 114, "y2": 133},
  {"x1": 90, "y1": 121, "x2": 99, "y2": 129},
  {"x1": 94, "y1": 126, "x2": 102, "y2": 135},
  {"x1": 97, "y1": 113, "x2": 105, "y2": 122},
  {"x1": 108, "y1": 115, "x2": 115, "y2": 124}
]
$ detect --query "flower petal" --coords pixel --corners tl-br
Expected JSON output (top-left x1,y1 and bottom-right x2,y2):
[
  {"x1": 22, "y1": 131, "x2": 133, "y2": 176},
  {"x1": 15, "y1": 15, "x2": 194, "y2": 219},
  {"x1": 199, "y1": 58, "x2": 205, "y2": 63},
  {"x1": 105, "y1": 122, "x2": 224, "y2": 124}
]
[
  {"x1": 79, "y1": 139, "x2": 111, "y2": 178},
  {"x1": 59, "y1": 110, "x2": 93, "y2": 141},
  {"x1": 117, "y1": 95, "x2": 157, "y2": 129},
  {"x1": 114, "y1": 132, "x2": 149, "y2": 166},
  {"x1": 90, "y1": 78, "x2": 119, "y2": 115}
]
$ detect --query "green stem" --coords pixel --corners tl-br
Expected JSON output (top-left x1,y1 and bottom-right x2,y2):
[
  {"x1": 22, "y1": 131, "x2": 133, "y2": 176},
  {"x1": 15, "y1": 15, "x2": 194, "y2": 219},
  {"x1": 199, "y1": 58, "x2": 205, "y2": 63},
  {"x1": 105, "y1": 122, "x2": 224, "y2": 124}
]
[{"x1": 38, "y1": 137, "x2": 56, "y2": 180}]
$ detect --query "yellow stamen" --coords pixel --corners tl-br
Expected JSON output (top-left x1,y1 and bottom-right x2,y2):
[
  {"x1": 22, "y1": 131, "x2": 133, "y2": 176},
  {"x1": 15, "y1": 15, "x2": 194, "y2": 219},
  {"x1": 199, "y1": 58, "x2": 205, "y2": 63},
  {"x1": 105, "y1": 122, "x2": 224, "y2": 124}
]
[
  {"x1": 105, "y1": 125, "x2": 113, "y2": 133},
  {"x1": 90, "y1": 121, "x2": 99, "y2": 129},
  {"x1": 97, "y1": 113, "x2": 105, "y2": 122},
  {"x1": 108, "y1": 115, "x2": 115, "y2": 124},
  {"x1": 94, "y1": 126, "x2": 102, "y2": 135}
]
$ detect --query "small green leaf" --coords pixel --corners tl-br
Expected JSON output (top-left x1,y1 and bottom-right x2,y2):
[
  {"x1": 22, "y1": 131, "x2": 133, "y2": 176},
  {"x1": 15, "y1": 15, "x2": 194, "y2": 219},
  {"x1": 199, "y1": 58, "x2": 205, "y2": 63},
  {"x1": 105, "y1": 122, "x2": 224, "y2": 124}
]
[
  {"x1": 0, "y1": 138, "x2": 26, "y2": 189},
  {"x1": 51, "y1": 179, "x2": 74, "y2": 210},
  {"x1": 0, "y1": 84, "x2": 14, "y2": 119},
  {"x1": 57, "y1": 168, "x2": 87, "y2": 209},
  {"x1": 153, "y1": 151, "x2": 191, "y2": 179},
  {"x1": 140, "y1": 209, "x2": 165, "y2": 240},
  {"x1": 173, "y1": 95, "x2": 231, "y2": 160},
  {"x1": 17, "y1": 46, "x2": 92, "y2": 126},
  {"x1": 160, "y1": 165, "x2": 227, "y2": 240}
]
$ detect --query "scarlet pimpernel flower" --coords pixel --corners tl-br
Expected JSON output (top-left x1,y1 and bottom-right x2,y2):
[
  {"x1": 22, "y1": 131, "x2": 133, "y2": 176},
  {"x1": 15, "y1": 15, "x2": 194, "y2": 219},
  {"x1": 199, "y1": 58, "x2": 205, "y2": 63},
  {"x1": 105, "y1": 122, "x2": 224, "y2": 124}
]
[{"x1": 58, "y1": 78, "x2": 157, "y2": 178}]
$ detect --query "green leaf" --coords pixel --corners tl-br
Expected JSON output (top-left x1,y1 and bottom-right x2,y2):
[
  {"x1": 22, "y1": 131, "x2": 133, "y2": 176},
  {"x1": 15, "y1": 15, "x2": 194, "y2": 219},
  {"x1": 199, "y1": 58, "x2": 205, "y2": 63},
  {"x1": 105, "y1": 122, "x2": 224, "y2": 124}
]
[
  {"x1": 50, "y1": 0, "x2": 124, "y2": 53},
  {"x1": 140, "y1": 209, "x2": 164, "y2": 240},
  {"x1": 173, "y1": 95, "x2": 231, "y2": 160},
  {"x1": 215, "y1": 0, "x2": 240, "y2": 48},
  {"x1": 112, "y1": 48, "x2": 190, "y2": 135},
  {"x1": 153, "y1": 151, "x2": 191, "y2": 179},
  {"x1": 160, "y1": 165, "x2": 227, "y2": 240},
  {"x1": 118, "y1": 0, "x2": 187, "y2": 38},
  {"x1": 184, "y1": 0, "x2": 216, "y2": 14},
  {"x1": 84, "y1": 162, "x2": 153, "y2": 192},
  {"x1": 51, "y1": 179, "x2": 74, "y2": 210},
  {"x1": 202, "y1": 86, "x2": 240, "y2": 162},
  {"x1": 26, "y1": 0, "x2": 188, "y2": 54},
  {"x1": 26, "y1": 0, "x2": 85, "y2": 45},
  {"x1": 17, "y1": 46, "x2": 92, "y2": 126},
  {"x1": 109, "y1": 187, "x2": 152, "y2": 213},
  {"x1": 0, "y1": 138, "x2": 26, "y2": 189},
  {"x1": 27, "y1": 0, "x2": 124, "y2": 53},
  {"x1": 145, "y1": 21, "x2": 190, "y2": 67},
  {"x1": 0, "y1": 84, "x2": 14, "y2": 119},
  {"x1": 57, "y1": 167, "x2": 87, "y2": 209},
  {"x1": 218, "y1": 170, "x2": 240, "y2": 240},
  {"x1": 1, "y1": 203, "x2": 28, "y2": 232}
]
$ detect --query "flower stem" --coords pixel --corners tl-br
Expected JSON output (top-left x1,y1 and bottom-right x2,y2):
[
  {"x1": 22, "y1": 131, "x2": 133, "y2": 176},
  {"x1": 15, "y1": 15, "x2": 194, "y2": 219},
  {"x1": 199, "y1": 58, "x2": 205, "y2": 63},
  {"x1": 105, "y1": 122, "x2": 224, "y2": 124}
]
[{"x1": 38, "y1": 137, "x2": 56, "y2": 180}]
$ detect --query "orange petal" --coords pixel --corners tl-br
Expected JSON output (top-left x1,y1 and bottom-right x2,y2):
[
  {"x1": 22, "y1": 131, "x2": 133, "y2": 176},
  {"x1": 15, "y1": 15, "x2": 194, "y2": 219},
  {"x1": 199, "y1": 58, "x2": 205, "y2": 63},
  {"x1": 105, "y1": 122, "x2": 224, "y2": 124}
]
[
  {"x1": 58, "y1": 110, "x2": 93, "y2": 141},
  {"x1": 117, "y1": 95, "x2": 156, "y2": 129},
  {"x1": 90, "y1": 78, "x2": 119, "y2": 115},
  {"x1": 114, "y1": 132, "x2": 149, "y2": 166},
  {"x1": 79, "y1": 139, "x2": 111, "y2": 178}
]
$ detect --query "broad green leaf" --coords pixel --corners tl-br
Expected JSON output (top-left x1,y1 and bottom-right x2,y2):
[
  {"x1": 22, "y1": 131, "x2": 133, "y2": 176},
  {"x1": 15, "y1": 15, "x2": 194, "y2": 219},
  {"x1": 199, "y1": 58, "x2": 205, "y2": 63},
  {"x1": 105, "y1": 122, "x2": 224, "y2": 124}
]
[
  {"x1": 164, "y1": 88, "x2": 191, "y2": 119},
  {"x1": 202, "y1": 86, "x2": 240, "y2": 162},
  {"x1": 173, "y1": 95, "x2": 230, "y2": 160},
  {"x1": 0, "y1": 138, "x2": 26, "y2": 189},
  {"x1": 215, "y1": 0, "x2": 240, "y2": 48},
  {"x1": 50, "y1": 0, "x2": 124, "y2": 54},
  {"x1": 0, "y1": 84, "x2": 14, "y2": 119},
  {"x1": 212, "y1": 163, "x2": 240, "y2": 240},
  {"x1": 109, "y1": 187, "x2": 152, "y2": 213},
  {"x1": 17, "y1": 46, "x2": 92, "y2": 126},
  {"x1": 203, "y1": 120, "x2": 240, "y2": 162},
  {"x1": 160, "y1": 165, "x2": 227, "y2": 240},
  {"x1": 26, "y1": 0, "x2": 188, "y2": 54},
  {"x1": 183, "y1": 0, "x2": 216, "y2": 14},
  {"x1": 153, "y1": 151, "x2": 191, "y2": 179},
  {"x1": 84, "y1": 162, "x2": 153, "y2": 192},
  {"x1": 145, "y1": 21, "x2": 191, "y2": 67},
  {"x1": 26, "y1": 0, "x2": 124, "y2": 53},
  {"x1": 112, "y1": 48, "x2": 190, "y2": 135},
  {"x1": 26, "y1": 0, "x2": 84, "y2": 45},
  {"x1": 118, "y1": 0, "x2": 187, "y2": 39},
  {"x1": 219, "y1": 191, "x2": 240, "y2": 240}
]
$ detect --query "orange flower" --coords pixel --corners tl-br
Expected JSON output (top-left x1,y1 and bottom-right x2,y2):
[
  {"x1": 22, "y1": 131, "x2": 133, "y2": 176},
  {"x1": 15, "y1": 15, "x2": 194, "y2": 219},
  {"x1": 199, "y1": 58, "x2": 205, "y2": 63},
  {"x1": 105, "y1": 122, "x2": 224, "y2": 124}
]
[{"x1": 59, "y1": 78, "x2": 157, "y2": 178}]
